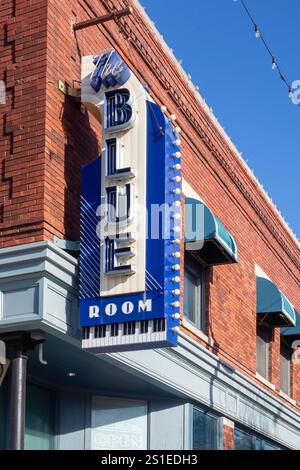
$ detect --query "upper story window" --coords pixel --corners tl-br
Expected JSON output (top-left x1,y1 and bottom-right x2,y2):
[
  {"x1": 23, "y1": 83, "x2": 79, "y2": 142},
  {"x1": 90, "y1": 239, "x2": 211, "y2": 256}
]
[
  {"x1": 280, "y1": 337, "x2": 291, "y2": 397},
  {"x1": 184, "y1": 253, "x2": 205, "y2": 332},
  {"x1": 256, "y1": 323, "x2": 272, "y2": 381}
]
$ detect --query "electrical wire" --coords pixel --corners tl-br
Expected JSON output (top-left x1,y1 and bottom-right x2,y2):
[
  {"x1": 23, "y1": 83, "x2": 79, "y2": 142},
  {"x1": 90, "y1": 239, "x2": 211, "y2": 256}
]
[{"x1": 239, "y1": 0, "x2": 293, "y2": 97}]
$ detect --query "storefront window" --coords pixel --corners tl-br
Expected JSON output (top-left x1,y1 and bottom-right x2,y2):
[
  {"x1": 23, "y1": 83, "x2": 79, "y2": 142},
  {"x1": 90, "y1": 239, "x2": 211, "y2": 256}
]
[
  {"x1": 192, "y1": 406, "x2": 219, "y2": 450},
  {"x1": 0, "y1": 381, "x2": 55, "y2": 450},
  {"x1": 25, "y1": 384, "x2": 55, "y2": 450},
  {"x1": 91, "y1": 397, "x2": 148, "y2": 450},
  {"x1": 234, "y1": 427, "x2": 283, "y2": 450},
  {"x1": 235, "y1": 428, "x2": 255, "y2": 450}
]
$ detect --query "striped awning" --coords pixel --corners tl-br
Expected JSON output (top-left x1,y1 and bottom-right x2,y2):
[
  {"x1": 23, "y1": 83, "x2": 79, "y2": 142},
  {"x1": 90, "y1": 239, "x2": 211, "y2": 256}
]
[
  {"x1": 184, "y1": 197, "x2": 238, "y2": 266},
  {"x1": 257, "y1": 276, "x2": 296, "y2": 327}
]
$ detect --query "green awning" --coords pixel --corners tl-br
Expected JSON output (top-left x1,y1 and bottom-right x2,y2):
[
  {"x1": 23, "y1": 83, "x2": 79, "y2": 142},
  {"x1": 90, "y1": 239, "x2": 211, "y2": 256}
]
[
  {"x1": 256, "y1": 276, "x2": 296, "y2": 327},
  {"x1": 281, "y1": 311, "x2": 300, "y2": 340},
  {"x1": 184, "y1": 197, "x2": 238, "y2": 266}
]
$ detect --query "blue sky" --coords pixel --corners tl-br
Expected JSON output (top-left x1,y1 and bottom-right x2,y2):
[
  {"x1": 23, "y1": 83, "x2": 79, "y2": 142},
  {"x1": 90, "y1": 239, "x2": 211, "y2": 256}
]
[{"x1": 140, "y1": 0, "x2": 300, "y2": 238}]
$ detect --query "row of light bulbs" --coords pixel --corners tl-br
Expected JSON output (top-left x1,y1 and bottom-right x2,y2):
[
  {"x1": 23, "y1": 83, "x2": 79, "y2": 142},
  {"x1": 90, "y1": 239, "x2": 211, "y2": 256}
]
[{"x1": 161, "y1": 106, "x2": 182, "y2": 334}]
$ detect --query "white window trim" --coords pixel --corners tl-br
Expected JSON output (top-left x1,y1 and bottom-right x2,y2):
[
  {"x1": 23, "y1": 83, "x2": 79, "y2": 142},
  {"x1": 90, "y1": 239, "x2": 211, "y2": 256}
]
[
  {"x1": 255, "y1": 372, "x2": 276, "y2": 391},
  {"x1": 279, "y1": 390, "x2": 296, "y2": 406},
  {"x1": 182, "y1": 318, "x2": 214, "y2": 347}
]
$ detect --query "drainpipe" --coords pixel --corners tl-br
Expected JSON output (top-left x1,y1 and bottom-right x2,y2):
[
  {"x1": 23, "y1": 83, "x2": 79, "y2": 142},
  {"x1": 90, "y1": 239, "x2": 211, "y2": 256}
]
[
  {"x1": 0, "y1": 331, "x2": 46, "y2": 450},
  {"x1": 7, "y1": 347, "x2": 28, "y2": 450}
]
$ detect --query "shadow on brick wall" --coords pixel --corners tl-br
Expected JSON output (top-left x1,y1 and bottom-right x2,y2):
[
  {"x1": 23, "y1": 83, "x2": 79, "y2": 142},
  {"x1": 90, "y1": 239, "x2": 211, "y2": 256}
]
[{"x1": 60, "y1": 92, "x2": 100, "y2": 245}]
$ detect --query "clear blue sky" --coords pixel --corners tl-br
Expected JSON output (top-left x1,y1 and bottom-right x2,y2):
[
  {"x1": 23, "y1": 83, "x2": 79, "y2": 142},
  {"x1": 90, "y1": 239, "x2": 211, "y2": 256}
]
[{"x1": 140, "y1": 0, "x2": 300, "y2": 238}]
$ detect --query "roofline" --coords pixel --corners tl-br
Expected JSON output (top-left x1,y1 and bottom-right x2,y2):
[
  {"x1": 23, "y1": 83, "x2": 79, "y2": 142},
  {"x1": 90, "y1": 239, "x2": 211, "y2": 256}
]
[{"x1": 132, "y1": 0, "x2": 300, "y2": 250}]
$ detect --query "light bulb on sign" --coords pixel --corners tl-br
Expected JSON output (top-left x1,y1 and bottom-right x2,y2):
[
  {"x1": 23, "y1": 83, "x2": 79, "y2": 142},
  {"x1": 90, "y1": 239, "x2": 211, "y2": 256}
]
[
  {"x1": 172, "y1": 326, "x2": 180, "y2": 333},
  {"x1": 172, "y1": 276, "x2": 180, "y2": 283},
  {"x1": 173, "y1": 176, "x2": 181, "y2": 183},
  {"x1": 172, "y1": 313, "x2": 180, "y2": 320},
  {"x1": 173, "y1": 164, "x2": 181, "y2": 171},
  {"x1": 173, "y1": 188, "x2": 181, "y2": 195},
  {"x1": 172, "y1": 289, "x2": 180, "y2": 296},
  {"x1": 172, "y1": 264, "x2": 180, "y2": 271},
  {"x1": 173, "y1": 152, "x2": 181, "y2": 159},
  {"x1": 173, "y1": 139, "x2": 181, "y2": 147},
  {"x1": 172, "y1": 301, "x2": 180, "y2": 308},
  {"x1": 173, "y1": 252, "x2": 180, "y2": 258}
]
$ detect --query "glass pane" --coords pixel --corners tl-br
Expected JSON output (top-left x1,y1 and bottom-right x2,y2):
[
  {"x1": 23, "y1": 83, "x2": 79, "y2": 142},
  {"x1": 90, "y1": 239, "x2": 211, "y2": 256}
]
[
  {"x1": 255, "y1": 437, "x2": 263, "y2": 450},
  {"x1": 256, "y1": 324, "x2": 270, "y2": 380},
  {"x1": 193, "y1": 407, "x2": 218, "y2": 450},
  {"x1": 263, "y1": 441, "x2": 280, "y2": 450},
  {"x1": 91, "y1": 397, "x2": 147, "y2": 450},
  {"x1": 25, "y1": 384, "x2": 55, "y2": 450},
  {"x1": 280, "y1": 339, "x2": 291, "y2": 396},
  {"x1": 234, "y1": 428, "x2": 255, "y2": 450},
  {"x1": 184, "y1": 270, "x2": 198, "y2": 325}
]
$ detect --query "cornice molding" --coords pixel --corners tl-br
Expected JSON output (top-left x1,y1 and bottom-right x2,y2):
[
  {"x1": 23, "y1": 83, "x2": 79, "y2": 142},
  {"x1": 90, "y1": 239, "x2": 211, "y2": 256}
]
[{"x1": 100, "y1": 0, "x2": 300, "y2": 274}]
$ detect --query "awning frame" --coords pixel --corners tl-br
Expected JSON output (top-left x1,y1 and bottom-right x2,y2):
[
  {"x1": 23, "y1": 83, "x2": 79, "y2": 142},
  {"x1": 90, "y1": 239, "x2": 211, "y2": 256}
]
[{"x1": 184, "y1": 197, "x2": 238, "y2": 266}]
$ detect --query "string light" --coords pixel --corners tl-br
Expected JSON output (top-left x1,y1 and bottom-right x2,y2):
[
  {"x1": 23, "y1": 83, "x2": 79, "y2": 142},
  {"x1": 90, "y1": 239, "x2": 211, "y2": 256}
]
[{"x1": 239, "y1": 0, "x2": 293, "y2": 100}]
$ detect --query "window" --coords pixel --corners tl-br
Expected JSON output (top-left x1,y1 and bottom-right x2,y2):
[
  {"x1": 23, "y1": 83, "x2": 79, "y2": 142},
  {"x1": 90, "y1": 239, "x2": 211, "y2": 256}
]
[
  {"x1": 256, "y1": 323, "x2": 271, "y2": 380},
  {"x1": 184, "y1": 254, "x2": 205, "y2": 331},
  {"x1": 0, "y1": 382, "x2": 55, "y2": 450},
  {"x1": 91, "y1": 397, "x2": 148, "y2": 450},
  {"x1": 192, "y1": 406, "x2": 220, "y2": 450},
  {"x1": 280, "y1": 338, "x2": 291, "y2": 397},
  {"x1": 25, "y1": 384, "x2": 56, "y2": 450},
  {"x1": 234, "y1": 428, "x2": 254, "y2": 450},
  {"x1": 234, "y1": 427, "x2": 284, "y2": 450}
]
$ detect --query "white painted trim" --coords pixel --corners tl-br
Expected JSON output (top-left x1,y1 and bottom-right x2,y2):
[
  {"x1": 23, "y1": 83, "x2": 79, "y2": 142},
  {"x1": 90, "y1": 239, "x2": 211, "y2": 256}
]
[
  {"x1": 255, "y1": 372, "x2": 276, "y2": 391},
  {"x1": 279, "y1": 390, "x2": 297, "y2": 407},
  {"x1": 182, "y1": 319, "x2": 214, "y2": 348},
  {"x1": 182, "y1": 178, "x2": 203, "y2": 202},
  {"x1": 222, "y1": 417, "x2": 235, "y2": 429}
]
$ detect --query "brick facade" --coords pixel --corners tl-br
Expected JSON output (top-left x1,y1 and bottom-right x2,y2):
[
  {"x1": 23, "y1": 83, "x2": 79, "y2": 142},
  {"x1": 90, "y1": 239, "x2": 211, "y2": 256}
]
[{"x1": 1, "y1": 0, "x2": 299, "y2": 421}]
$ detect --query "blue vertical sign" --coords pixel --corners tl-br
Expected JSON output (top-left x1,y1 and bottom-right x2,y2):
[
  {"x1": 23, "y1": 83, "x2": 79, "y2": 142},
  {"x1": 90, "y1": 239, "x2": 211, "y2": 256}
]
[{"x1": 80, "y1": 50, "x2": 181, "y2": 352}]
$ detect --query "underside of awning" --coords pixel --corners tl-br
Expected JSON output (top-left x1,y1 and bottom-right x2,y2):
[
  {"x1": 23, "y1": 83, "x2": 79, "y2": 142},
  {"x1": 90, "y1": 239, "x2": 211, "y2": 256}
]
[
  {"x1": 184, "y1": 197, "x2": 238, "y2": 266},
  {"x1": 281, "y1": 312, "x2": 300, "y2": 340},
  {"x1": 256, "y1": 276, "x2": 296, "y2": 327}
]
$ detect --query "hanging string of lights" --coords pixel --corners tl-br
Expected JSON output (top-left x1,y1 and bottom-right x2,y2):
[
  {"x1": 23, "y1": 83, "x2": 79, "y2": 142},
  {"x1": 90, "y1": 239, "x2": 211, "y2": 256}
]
[{"x1": 239, "y1": 0, "x2": 293, "y2": 98}]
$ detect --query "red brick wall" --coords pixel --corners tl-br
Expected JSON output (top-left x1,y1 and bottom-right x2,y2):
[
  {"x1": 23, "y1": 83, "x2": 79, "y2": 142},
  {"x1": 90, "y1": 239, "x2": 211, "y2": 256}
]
[
  {"x1": 1, "y1": 0, "x2": 300, "y2": 413},
  {"x1": 0, "y1": 0, "x2": 48, "y2": 247},
  {"x1": 223, "y1": 424, "x2": 234, "y2": 451}
]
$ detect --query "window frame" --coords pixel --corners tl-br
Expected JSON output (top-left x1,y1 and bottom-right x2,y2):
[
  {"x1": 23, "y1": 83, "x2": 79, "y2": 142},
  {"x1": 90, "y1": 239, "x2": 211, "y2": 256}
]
[
  {"x1": 191, "y1": 405, "x2": 222, "y2": 450},
  {"x1": 90, "y1": 396, "x2": 149, "y2": 451},
  {"x1": 183, "y1": 253, "x2": 205, "y2": 332},
  {"x1": 280, "y1": 337, "x2": 291, "y2": 397},
  {"x1": 256, "y1": 322, "x2": 271, "y2": 381},
  {"x1": 234, "y1": 425, "x2": 284, "y2": 451}
]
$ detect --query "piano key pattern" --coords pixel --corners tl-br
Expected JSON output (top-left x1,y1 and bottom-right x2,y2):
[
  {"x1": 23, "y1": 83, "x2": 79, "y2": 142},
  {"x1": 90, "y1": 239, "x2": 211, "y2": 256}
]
[{"x1": 82, "y1": 319, "x2": 167, "y2": 353}]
